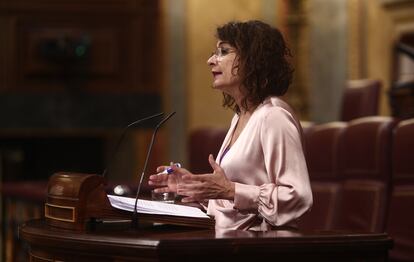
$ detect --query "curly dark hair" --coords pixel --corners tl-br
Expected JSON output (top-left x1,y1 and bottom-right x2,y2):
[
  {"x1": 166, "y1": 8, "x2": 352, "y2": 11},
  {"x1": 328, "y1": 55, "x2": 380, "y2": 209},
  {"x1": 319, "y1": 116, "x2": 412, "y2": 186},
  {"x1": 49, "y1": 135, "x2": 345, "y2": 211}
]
[{"x1": 216, "y1": 20, "x2": 294, "y2": 113}]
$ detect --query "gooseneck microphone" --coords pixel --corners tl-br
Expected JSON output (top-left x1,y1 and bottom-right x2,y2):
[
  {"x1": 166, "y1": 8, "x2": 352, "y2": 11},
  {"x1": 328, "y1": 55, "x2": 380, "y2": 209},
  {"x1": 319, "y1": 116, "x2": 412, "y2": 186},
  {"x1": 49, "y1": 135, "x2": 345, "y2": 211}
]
[
  {"x1": 102, "y1": 112, "x2": 164, "y2": 179},
  {"x1": 131, "y1": 111, "x2": 176, "y2": 228}
]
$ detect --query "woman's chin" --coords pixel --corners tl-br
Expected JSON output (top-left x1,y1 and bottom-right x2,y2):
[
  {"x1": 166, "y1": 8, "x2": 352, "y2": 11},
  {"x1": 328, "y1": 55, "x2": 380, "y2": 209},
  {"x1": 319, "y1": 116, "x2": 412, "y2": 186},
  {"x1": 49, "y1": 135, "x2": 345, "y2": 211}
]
[{"x1": 211, "y1": 83, "x2": 222, "y2": 90}]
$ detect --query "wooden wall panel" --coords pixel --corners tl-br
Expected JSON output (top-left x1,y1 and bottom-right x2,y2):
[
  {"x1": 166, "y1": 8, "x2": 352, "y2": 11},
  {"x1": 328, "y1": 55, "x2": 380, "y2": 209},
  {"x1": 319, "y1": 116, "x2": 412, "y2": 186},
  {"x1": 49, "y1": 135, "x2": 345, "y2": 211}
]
[
  {"x1": 13, "y1": 17, "x2": 139, "y2": 92},
  {"x1": 0, "y1": 0, "x2": 160, "y2": 94},
  {"x1": 0, "y1": 0, "x2": 162, "y2": 128}
]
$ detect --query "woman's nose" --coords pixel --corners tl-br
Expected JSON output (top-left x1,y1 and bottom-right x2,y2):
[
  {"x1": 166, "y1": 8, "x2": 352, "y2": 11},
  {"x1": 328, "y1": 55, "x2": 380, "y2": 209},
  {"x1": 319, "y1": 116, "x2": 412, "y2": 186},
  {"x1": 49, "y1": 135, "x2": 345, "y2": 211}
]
[{"x1": 207, "y1": 54, "x2": 216, "y2": 66}]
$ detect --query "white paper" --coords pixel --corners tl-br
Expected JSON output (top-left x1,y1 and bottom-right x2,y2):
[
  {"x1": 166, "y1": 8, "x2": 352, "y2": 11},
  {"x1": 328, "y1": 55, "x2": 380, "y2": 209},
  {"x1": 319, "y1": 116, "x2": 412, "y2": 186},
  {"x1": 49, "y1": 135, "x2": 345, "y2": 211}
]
[{"x1": 107, "y1": 195, "x2": 209, "y2": 219}]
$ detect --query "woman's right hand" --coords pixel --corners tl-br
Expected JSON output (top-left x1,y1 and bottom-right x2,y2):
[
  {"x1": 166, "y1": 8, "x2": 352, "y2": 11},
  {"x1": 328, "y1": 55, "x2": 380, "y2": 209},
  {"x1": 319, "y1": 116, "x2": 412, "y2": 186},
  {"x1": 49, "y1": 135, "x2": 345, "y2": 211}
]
[{"x1": 148, "y1": 164, "x2": 179, "y2": 193}]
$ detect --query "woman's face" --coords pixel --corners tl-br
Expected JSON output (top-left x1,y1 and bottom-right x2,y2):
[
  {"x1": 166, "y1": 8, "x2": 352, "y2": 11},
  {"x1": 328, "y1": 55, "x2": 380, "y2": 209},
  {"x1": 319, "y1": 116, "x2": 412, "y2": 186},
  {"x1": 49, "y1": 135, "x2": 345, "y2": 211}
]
[{"x1": 207, "y1": 41, "x2": 241, "y2": 94}]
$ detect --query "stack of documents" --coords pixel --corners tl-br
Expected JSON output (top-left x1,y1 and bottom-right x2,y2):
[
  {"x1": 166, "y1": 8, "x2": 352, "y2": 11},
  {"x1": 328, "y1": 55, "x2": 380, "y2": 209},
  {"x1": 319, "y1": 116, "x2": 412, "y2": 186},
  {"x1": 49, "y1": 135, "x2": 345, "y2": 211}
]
[{"x1": 108, "y1": 195, "x2": 209, "y2": 219}]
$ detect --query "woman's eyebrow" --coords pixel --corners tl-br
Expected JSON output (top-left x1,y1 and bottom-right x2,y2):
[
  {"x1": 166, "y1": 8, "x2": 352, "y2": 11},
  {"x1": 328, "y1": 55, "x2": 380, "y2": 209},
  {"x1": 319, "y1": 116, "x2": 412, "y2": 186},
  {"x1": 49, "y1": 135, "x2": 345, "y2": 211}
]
[{"x1": 217, "y1": 41, "x2": 230, "y2": 47}]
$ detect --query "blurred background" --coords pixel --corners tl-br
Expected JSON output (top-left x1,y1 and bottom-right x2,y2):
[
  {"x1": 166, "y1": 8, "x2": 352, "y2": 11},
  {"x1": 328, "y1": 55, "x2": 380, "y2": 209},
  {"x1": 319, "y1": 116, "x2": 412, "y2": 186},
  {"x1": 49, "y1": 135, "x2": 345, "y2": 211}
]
[{"x1": 0, "y1": 0, "x2": 414, "y2": 261}]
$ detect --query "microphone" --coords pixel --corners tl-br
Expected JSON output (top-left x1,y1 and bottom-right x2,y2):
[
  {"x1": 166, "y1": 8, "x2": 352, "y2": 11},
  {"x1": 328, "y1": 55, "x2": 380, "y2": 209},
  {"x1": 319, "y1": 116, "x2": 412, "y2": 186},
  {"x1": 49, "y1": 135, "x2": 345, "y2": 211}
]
[
  {"x1": 102, "y1": 112, "x2": 164, "y2": 179},
  {"x1": 131, "y1": 111, "x2": 176, "y2": 228}
]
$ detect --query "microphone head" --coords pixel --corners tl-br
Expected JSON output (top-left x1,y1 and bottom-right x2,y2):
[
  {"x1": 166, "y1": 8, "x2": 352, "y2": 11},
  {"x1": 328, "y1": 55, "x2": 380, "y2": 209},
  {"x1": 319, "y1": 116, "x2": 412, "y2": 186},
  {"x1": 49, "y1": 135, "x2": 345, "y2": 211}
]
[{"x1": 155, "y1": 111, "x2": 176, "y2": 129}]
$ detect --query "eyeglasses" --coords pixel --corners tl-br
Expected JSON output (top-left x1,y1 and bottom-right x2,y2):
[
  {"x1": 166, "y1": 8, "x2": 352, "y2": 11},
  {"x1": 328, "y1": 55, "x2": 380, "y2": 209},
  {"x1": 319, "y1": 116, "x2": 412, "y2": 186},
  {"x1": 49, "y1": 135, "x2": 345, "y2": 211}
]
[{"x1": 210, "y1": 47, "x2": 236, "y2": 58}]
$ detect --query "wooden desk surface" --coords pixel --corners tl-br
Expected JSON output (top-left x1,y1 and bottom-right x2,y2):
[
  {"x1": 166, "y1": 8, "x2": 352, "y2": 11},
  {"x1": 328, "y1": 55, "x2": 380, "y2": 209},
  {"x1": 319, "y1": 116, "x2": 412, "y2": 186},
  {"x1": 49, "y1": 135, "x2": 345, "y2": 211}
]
[{"x1": 20, "y1": 219, "x2": 392, "y2": 261}]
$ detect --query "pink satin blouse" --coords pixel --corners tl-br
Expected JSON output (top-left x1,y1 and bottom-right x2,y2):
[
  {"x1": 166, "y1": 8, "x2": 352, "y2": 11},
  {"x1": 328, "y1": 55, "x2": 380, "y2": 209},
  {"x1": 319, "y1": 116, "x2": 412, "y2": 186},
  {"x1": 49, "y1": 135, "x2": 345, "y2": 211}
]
[{"x1": 207, "y1": 96, "x2": 313, "y2": 231}]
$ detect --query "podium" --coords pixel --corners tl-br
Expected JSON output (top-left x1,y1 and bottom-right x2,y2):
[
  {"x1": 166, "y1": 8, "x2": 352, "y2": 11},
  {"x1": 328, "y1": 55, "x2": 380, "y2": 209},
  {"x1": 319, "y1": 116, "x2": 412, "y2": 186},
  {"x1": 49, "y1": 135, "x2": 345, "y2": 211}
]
[
  {"x1": 20, "y1": 219, "x2": 392, "y2": 261},
  {"x1": 18, "y1": 172, "x2": 393, "y2": 261}
]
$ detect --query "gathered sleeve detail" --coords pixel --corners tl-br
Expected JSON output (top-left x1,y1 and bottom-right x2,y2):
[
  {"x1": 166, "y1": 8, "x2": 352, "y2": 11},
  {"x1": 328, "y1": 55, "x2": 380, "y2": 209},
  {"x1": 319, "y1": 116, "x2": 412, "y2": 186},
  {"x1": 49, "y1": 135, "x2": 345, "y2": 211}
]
[
  {"x1": 233, "y1": 183, "x2": 260, "y2": 212},
  {"x1": 233, "y1": 183, "x2": 280, "y2": 215}
]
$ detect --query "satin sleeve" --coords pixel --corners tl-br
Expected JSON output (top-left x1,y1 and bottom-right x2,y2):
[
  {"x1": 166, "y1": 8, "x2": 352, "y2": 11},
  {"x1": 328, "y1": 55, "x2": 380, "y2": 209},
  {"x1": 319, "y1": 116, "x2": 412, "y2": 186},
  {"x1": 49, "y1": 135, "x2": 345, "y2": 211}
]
[{"x1": 233, "y1": 107, "x2": 312, "y2": 226}]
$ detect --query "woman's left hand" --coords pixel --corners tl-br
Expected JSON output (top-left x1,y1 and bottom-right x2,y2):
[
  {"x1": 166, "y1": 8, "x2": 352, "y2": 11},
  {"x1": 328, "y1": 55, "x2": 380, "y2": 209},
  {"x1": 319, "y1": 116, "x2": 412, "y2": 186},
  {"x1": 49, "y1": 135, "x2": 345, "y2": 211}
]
[{"x1": 173, "y1": 154, "x2": 235, "y2": 203}]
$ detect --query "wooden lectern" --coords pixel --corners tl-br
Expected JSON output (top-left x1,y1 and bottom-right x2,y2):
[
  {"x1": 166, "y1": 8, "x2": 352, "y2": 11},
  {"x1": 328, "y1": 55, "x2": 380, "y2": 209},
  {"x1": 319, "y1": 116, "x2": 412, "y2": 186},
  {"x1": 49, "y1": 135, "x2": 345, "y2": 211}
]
[
  {"x1": 44, "y1": 172, "x2": 213, "y2": 231},
  {"x1": 19, "y1": 173, "x2": 392, "y2": 261},
  {"x1": 20, "y1": 219, "x2": 393, "y2": 261}
]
